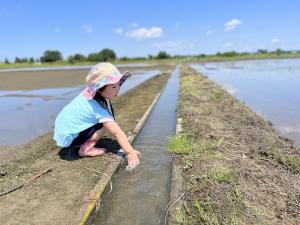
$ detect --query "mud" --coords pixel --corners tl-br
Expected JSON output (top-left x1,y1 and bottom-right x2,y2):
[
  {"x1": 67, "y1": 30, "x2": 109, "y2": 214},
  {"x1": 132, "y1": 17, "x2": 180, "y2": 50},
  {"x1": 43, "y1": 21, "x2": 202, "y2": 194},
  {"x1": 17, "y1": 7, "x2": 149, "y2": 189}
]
[{"x1": 0, "y1": 64, "x2": 171, "y2": 90}]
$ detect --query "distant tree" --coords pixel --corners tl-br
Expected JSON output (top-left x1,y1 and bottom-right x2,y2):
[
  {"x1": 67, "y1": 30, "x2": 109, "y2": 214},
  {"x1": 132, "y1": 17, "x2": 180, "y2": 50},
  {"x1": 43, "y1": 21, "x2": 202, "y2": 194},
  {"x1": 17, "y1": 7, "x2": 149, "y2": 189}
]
[
  {"x1": 15, "y1": 57, "x2": 28, "y2": 63},
  {"x1": 148, "y1": 54, "x2": 154, "y2": 59},
  {"x1": 14, "y1": 57, "x2": 20, "y2": 63},
  {"x1": 29, "y1": 57, "x2": 35, "y2": 63},
  {"x1": 87, "y1": 49, "x2": 116, "y2": 62},
  {"x1": 196, "y1": 54, "x2": 206, "y2": 58},
  {"x1": 131, "y1": 56, "x2": 147, "y2": 60},
  {"x1": 87, "y1": 52, "x2": 101, "y2": 61},
  {"x1": 119, "y1": 56, "x2": 130, "y2": 61},
  {"x1": 215, "y1": 51, "x2": 239, "y2": 57},
  {"x1": 240, "y1": 52, "x2": 250, "y2": 56},
  {"x1": 98, "y1": 48, "x2": 116, "y2": 61},
  {"x1": 173, "y1": 54, "x2": 185, "y2": 58},
  {"x1": 257, "y1": 49, "x2": 268, "y2": 54},
  {"x1": 40, "y1": 50, "x2": 63, "y2": 62},
  {"x1": 222, "y1": 51, "x2": 239, "y2": 57},
  {"x1": 275, "y1": 48, "x2": 284, "y2": 55},
  {"x1": 156, "y1": 51, "x2": 170, "y2": 59},
  {"x1": 4, "y1": 58, "x2": 10, "y2": 64},
  {"x1": 68, "y1": 54, "x2": 86, "y2": 63}
]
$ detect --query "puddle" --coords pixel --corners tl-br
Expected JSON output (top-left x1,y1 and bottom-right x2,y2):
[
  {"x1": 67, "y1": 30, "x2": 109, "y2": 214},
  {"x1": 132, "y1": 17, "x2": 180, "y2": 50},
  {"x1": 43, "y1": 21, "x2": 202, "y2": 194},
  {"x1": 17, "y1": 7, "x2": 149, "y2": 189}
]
[
  {"x1": 0, "y1": 70, "x2": 159, "y2": 146},
  {"x1": 191, "y1": 58, "x2": 300, "y2": 147},
  {"x1": 92, "y1": 67, "x2": 180, "y2": 225}
]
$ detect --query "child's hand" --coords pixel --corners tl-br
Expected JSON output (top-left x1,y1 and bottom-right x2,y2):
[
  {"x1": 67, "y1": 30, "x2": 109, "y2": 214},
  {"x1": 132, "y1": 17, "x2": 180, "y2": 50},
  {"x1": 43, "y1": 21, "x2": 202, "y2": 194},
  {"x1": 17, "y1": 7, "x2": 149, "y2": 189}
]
[{"x1": 126, "y1": 149, "x2": 141, "y2": 171}]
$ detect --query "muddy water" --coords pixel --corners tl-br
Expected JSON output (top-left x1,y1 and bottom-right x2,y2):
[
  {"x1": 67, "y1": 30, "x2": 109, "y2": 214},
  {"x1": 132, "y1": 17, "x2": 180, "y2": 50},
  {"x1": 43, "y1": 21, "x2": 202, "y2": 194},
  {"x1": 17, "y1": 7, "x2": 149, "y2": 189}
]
[
  {"x1": 191, "y1": 58, "x2": 300, "y2": 147},
  {"x1": 0, "y1": 70, "x2": 159, "y2": 146},
  {"x1": 92, "y1": 67, "x2": 179, "y2": 225}
]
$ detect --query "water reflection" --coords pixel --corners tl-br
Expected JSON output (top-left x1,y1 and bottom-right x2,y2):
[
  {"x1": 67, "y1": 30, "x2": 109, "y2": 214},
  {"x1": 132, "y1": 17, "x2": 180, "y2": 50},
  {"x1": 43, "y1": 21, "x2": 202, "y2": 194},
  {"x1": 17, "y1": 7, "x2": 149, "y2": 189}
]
[
  {"x1": 0, "y1": 70, "x2": 159, "y2": 146},
  {"x1": 191, "y1": 58, "x2": 300, "y2": 147}
]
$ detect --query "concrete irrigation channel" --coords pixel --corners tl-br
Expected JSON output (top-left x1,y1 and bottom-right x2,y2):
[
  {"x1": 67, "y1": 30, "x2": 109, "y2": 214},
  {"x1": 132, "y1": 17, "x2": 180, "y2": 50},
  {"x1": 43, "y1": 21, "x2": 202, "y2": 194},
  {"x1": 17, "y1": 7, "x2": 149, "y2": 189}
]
[{"x1": 74, "y1": 66, "x2": 180, "y2": 225}]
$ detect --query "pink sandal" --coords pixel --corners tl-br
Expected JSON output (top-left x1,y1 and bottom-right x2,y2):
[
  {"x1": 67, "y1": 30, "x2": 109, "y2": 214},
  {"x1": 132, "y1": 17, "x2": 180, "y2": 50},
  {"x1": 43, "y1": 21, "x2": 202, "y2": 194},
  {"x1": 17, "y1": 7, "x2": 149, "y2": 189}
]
[{"x1": 79, "y1": 140, "x2": 106, "y2": 157}]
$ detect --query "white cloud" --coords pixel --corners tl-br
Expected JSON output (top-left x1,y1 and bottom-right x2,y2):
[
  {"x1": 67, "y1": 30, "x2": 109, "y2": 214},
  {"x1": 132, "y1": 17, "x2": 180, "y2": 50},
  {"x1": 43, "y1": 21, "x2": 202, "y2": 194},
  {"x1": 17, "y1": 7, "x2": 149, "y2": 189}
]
[
  {"x1": 222, "y1": 42, "x2": 233, "y2": 47},
  {"x1": 54, "y1": 28, "x2": 61, "y2": 32},
  {"x1": 224, "y1": 19, "x2": 243, "y2": 31},
  {"x1": 205, "y1": 30, "x2": 212, "y2": 35},
  {"x1": 82, "y1": 25, "x2": 93, "y2": 33},
  {"x1": 114, "y1": 28, "x2": 123, "y2": 34},
  {"x1": 271, "y1": 38, "x2": 280, "y2": 43},
  {"x1": 126, "y1": 27, "x2": 163, "y2": 39}
]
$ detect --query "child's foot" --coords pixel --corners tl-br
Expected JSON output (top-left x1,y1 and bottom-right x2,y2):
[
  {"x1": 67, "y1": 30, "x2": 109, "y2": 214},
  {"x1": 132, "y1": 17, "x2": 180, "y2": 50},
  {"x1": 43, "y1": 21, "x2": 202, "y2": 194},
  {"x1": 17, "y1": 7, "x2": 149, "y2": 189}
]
[
  {"x1": 79, "y1": 139, "x2": 106, "y2": 157},
  {"x1": 79, "y1": 147, "x2": 106, "y2": 157}
]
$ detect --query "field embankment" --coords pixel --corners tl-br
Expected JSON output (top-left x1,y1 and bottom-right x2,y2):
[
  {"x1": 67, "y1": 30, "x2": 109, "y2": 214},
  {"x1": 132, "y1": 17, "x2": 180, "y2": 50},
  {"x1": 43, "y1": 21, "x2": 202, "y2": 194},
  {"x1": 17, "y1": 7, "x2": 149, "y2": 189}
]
[{"x1": 168, "y1": 64, "x2": 300, "y2": 224}]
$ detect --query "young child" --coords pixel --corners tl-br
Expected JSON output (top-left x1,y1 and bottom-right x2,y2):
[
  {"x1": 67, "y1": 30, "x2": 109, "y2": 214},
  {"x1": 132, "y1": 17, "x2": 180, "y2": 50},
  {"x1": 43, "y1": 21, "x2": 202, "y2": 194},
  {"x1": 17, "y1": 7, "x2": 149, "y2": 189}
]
[{"x1": 54, "y1": 62, "x2": 141, "y2": 169}]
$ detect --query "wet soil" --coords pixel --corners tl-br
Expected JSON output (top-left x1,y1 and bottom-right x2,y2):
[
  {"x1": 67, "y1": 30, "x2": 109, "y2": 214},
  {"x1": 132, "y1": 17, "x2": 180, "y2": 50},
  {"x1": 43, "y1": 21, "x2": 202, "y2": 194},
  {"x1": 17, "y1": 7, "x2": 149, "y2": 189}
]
[
  {"x1": 175, "y1": 65, "x2": 300, "y2": 224},
  {"x1": 0, "y1": 69, "x2": 172, "y2": 225},
  {"x1": 0, "y1": 65, "x2": 171, "y2": 90}
]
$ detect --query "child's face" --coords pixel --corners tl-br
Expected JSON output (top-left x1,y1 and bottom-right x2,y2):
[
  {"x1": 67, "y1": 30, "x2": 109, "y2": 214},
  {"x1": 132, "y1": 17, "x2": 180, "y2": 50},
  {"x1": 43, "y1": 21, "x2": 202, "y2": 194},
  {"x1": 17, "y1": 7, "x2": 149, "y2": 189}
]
[{"x1": 99, "y1": 82, "x2": 120, "y2": 100}]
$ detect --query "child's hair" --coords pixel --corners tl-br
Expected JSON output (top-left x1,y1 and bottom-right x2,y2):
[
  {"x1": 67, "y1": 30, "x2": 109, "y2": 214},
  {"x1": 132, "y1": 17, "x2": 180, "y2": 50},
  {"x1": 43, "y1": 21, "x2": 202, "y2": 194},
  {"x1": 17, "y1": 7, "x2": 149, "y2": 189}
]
[
  {"x1": 93, "y1": 85, "x2": 107, "y2": 107},
  {"x1": 93, "y1": 85, "x2": 115, "y2": 118}
]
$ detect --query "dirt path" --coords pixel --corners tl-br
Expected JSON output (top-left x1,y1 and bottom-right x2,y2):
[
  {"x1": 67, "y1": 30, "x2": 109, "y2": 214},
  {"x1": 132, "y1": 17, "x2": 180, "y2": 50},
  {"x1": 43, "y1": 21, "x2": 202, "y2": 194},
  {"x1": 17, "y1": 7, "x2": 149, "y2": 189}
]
[
  {"x1": 0, "y1": 70, "x2": 172, "y2": 225},
  {"x1": 171, "y1": 65, "x2": 300, "y2": 224}
]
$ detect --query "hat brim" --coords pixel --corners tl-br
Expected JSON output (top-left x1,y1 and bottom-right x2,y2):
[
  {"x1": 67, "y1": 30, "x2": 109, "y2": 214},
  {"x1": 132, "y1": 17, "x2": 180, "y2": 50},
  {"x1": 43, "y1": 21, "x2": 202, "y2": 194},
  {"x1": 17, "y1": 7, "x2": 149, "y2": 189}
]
[
  {"x1": 119, "y1": 71, "x2": 131, "y2": 86},
  {"x1": 83, "y1": 71, "x2": 132, "y2": 100}
]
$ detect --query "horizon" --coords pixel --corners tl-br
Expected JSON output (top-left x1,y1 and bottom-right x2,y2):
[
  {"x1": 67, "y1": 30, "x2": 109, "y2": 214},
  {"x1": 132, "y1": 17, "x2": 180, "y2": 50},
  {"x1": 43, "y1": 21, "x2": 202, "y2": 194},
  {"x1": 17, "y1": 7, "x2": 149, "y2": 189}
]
[{"x1": 1, "y1": 0, "x2": 300, "y2": 61}]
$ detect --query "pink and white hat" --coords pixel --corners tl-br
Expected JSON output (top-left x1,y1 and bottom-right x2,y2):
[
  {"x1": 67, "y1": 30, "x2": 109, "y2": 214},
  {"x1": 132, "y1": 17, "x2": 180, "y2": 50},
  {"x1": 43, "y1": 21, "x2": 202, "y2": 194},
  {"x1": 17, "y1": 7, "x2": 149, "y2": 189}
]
[{"x1": 83, "y1": 62, "x2": 131, "y2": 100}]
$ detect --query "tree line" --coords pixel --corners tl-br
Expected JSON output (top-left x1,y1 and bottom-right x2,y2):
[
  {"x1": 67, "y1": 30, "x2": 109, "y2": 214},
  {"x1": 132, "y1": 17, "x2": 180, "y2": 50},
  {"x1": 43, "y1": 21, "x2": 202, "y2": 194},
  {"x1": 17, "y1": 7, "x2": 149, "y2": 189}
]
[
  {"x1": 3, "y1": 49, "x2": 172, "y2": 64},
  {"x1": 3, "y1": 48, "x2": 299, "y2": 64}
]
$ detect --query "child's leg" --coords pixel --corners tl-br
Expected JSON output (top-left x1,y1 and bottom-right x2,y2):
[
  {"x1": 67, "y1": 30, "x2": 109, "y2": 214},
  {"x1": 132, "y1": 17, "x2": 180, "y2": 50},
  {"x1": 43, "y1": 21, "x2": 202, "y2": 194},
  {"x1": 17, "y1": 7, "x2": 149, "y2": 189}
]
[
  {"x1": 89, "y1": 127, "x2": 106, "y2": 141},
  {"x1": 79, "y1": 127, "x2": 107, "y2": 157}
]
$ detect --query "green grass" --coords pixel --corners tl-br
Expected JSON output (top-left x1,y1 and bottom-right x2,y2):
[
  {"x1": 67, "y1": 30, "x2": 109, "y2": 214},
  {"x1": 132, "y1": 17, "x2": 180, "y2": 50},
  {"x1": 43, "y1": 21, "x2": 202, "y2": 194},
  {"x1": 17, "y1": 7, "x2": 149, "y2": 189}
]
[
  {"x1": 233, "y1": 185, "x2": 242, "y2": 201},
  {"x1": 225, "y1": 213, "x2": 243, "y2": 225},
  {"x1": 194, "y1": 198, "x2": 220, "y2": 225},
  {"x1": 273, "y1": 150, "x2": 300, "y2": 173},
  {"x1": 196, "y1": 138, "x2": 224, "y2": 153},
  {"x1": 167, "y1": 134, "x2": 193, "y2": 154},
  {"x1": 211, "y1": 89, "x2": 223, "y2": 102},
  {"x1": 206, "y1": 165, "x2": 237, "y2": 184}
]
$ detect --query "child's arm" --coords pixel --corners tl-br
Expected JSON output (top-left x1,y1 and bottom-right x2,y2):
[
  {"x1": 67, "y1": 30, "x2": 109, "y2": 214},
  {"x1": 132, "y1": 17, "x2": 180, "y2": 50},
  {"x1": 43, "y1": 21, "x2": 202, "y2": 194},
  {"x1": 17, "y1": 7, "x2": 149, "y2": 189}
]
[{"x1": 103, "y1": 121, "x2": 141, "y2": 166}]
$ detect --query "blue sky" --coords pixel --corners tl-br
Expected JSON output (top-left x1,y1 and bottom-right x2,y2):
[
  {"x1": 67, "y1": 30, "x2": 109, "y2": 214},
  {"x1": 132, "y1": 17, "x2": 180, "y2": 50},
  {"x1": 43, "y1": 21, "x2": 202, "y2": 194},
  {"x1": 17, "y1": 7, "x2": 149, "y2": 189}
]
[{"x1": 1, "y1": 0, "x2": 300, "y2": 61}]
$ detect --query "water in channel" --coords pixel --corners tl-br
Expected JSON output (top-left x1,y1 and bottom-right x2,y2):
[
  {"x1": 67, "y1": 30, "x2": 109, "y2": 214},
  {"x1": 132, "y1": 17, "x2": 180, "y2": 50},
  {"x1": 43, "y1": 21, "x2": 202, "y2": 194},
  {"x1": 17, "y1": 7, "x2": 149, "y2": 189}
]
[{"x1": 93, "y1": 66, "x2": 180, "y2": 225}]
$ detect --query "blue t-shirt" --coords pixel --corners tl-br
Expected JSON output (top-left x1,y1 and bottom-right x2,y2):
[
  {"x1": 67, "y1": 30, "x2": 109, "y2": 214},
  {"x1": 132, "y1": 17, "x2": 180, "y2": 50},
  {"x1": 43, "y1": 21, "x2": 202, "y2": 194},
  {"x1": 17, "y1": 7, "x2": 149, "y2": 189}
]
[{"x1": 53, "y1": 93, "x2": 114, "y2": 147}]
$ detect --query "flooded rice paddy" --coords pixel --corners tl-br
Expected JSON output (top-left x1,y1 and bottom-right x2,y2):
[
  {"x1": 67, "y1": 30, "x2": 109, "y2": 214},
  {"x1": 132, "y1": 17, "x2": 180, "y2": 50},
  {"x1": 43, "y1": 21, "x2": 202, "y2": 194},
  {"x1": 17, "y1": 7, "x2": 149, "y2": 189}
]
[
  {"x1": 191, "y1": 58, "x2": 300, "y2": 147},
  {"x1": 0, "y1": 69, "x2": 160, "y2": 146}
]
